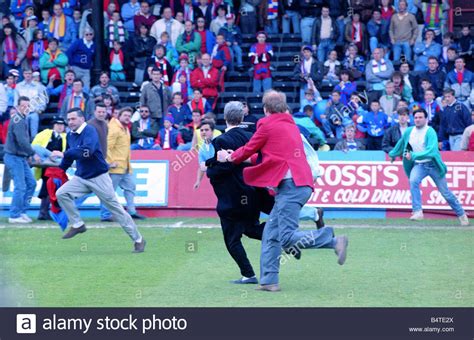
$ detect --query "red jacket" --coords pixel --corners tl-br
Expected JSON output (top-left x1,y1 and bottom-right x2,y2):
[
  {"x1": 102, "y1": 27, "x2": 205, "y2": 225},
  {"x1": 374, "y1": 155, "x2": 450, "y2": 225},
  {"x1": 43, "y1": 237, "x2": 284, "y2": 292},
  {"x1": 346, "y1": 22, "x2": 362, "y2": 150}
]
[
  {"x1": 190, "y1": 66, "x2": 219, "y2": 98},
  {"x1": 231, "y1": 113, "x2": 314, "y2": 189}
]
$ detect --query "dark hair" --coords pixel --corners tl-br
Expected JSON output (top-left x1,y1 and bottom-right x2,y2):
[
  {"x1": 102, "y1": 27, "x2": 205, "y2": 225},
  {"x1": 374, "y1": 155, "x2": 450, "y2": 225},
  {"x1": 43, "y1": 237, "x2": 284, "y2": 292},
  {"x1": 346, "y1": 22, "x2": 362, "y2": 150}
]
[
  {"x1": 443, "y1": 88, "x2": 455, "y2": 96},
  {"x1": 100, "y1": 71, "x2": 110, "y2": 78},
  {"x1": 303, "y1": 105, "x2": 313, "y2": 112},
  {"x1": 427, "y1": 56, "x2": 438, "y2": 62},
  {"x1": 154, "y1": 44, "x2": 167, "y2": 54},
  {"x1": 199, "y1": 120, "x2": 215, "y2": 130},
  {"x1": 18, "y1": 96, "x2": 30, "y2": 104},
  {"x1": 73, "y1": 78, "x2": 84, "y2": 85},
  {"x1": 173, "y1": 92, "x2": 183, "y2": 98},
  {"x1": 67, "y1": 108, "x2": 84, "y2": 117},
  {"x1": 424, "y1": 88, "x2": 435, "y2": 95},
  {"x1": 397, "y1": 107, "x2": 409, "y2": 116},
  {"x1": 95, "y1": 102, "x2": 106, "y2": 109},
  {"x1": 193, "y1": 88, "x2": 202, "y2": 93},
  {"x1": 413, "y1": 109, "x2": 428, "y2": 118},
  {"x1": 118, "y1": 106, "x2": 133, "y2": 117},
  {"x1": 216, "y1": 4, "x2": 227, "y2": 13},
  {"x1": 370, "y1": 99, "x2": 380, "y2": 105},
  {"x1": 48, "y1": 37, "x2": 59, "y2": 44},
  {"x1": 151, "y1": 66, "x2": 162, "y2": 73}
]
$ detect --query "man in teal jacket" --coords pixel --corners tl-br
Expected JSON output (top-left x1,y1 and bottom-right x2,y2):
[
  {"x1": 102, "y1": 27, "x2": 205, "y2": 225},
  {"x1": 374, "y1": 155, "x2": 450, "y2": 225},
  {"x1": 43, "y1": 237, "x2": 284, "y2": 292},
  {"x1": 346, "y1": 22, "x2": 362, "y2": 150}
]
[{"x1": 389, "y1": 109, "x2": 469, "y2": 226}]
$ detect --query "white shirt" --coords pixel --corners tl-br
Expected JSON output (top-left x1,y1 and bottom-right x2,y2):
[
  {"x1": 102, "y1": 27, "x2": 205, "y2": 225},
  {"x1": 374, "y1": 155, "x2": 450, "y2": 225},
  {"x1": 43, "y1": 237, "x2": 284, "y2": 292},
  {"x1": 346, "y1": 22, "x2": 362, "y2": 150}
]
[
  {"x1": 74, "y1": 122, "x2": 87, "y2": 135},
  {"x1": 320, "y1": 16, "x2": 332, "y2": 40},
  {"x1": 303, "y1": 58, "x2": 312, "y2": 75},
  {"x1": 409, "y1": 125, "x2": 430, "y2": 163}
]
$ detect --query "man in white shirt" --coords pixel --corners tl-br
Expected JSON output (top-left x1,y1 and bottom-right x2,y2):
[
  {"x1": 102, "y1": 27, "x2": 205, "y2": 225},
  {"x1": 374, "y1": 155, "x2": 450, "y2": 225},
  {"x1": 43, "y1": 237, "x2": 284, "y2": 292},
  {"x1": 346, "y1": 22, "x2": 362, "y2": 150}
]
[{"x1": 389, "y1": 108, "x2": 469, "y2": 225}]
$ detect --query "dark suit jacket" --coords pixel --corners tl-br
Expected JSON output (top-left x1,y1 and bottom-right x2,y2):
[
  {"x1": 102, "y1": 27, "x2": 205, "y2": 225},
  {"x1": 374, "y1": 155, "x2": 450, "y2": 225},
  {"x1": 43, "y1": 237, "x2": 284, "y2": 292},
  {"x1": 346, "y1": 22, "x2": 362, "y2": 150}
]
[{"x1": 206, "y1": 127, "x2": 261, "y2": 218}]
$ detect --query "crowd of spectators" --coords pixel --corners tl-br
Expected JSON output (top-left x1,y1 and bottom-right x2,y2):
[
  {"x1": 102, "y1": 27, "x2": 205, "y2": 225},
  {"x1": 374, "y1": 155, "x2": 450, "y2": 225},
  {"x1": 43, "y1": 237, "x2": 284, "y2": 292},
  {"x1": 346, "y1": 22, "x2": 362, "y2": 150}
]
[{"x1": 0, "y1": 0, "x2": 473, "y2": 156}]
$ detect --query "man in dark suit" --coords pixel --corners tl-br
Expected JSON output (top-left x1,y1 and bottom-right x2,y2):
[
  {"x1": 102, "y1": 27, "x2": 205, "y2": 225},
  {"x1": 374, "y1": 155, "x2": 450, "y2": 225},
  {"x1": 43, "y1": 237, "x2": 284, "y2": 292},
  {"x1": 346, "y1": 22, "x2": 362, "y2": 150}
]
[{"x1": 206, "y1": 101, "x2": 264, "y2": 284}]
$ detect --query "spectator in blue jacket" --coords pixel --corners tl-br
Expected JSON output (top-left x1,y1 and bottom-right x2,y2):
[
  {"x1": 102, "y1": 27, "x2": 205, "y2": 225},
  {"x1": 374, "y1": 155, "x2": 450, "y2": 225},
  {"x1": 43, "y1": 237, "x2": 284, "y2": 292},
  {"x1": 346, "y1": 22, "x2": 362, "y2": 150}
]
[
  {"x1": 218, "y1": 13, "x2": 243, "y2": 71},
  {"x1": 10, "y1": 1, "x2": 33, "y2": 27},
  {"x1": 334, "y1": 70, "x2": 356, "y2": 106},
  {"x1": 444, "y1": 57, "x2": 473, "y2": 109},
  {"x1": 48, "y1": 3, "x2": 77, "y2": 51},
  {"x1": 121, "y1": 0, "x2": 141, "y2": 34},
  {"x1": 167, "y1": 92, "x2": 192, "y2": 128},
  {"x1": 414, "y1": 30, "x2": 442, "y2": 72},
  {"x1": 66, "y1": 27, "x2": 95, "y2": 89},
  {"x1": 357, "y1": 99, "x2": 390, "y2": 150},
  {"x1": 367, "y1": 9, "x2": 390, "y2": 54},
  {"x1": 323, "y1": 91, "x2": 348, "y2": 139},
  {"x1": 439, "y1": 88, "x2": 472, "y2": 151}
]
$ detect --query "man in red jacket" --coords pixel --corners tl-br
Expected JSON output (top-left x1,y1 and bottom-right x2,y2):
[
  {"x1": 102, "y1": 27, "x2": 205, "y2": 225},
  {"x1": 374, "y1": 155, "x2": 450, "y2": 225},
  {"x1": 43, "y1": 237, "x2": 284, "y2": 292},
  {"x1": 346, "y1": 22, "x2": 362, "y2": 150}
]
[
  {"x1": 190, "y1": 53, "x2": 219, "y2": 108},
  {"x1": 217, "y1": 90, "x2": 348, "y2": 292}
]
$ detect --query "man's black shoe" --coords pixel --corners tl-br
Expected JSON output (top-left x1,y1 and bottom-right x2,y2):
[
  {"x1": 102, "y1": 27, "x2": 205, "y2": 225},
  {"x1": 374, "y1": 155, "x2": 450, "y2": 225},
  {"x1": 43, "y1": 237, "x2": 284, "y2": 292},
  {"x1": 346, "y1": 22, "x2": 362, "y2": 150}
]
[
  {"x1": 316, "y1": 208, "x2": 325, "y2": 229},
  {"x1": 284, "y1": 246, "x2": 301, "y2": 260},
  {"x1": 131, "y1": 213, "x2": 146, "y2": 220},
  {"x1": 133, "y1": 239, "x2": 146, "y2": 253},
  {"x1": 62, "y1": 225, "x2": 87, "y2": 239}
]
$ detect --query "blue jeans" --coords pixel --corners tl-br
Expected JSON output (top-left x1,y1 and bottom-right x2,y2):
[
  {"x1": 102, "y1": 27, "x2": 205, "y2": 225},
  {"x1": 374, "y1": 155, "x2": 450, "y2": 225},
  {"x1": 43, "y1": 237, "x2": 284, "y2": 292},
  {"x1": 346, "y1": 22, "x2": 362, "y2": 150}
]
[
  {"x1": 317, "y1": 39, "x2": 335, "y2": 62},
  {"x1": 322, "y1": 119, "x2": 344, "y2": 138},
  {"x1": 253, "y1": 77, "x2": 272, "y2": 93},
  {"x1": 4, "y1": 153, "x2": 37, "y2": 218},
  {"x1": 449, "y1": 135, "x2": 463, "y2": 151},
  {"x1": 101, "y1": 173, "x2": 137, "y2": 219},
  {"x1": 336, "y1": 18, "x2": 346, "y2": 46},
  {"x1": 370, "y1": 37, "x2": 379, "y2": 53},
  {"x1": 282, "y1": 11, "x2": 300, "y2": 34},
  {"x1": 260, "y1": 179, "x2": 336, "y2": 285},
  {"x1": 300, "y1": 17, "x2": 315, "y2": 44},
  {"x1": 230, "y1": 44, "x2": 243, "y2": 67},
  {"x1": 409, "y1": 161, "x2": 465, "y2": 216},
  {"x1": 27, "y1": 112, "x2": 39, "y2": 140},
  {"x1": 392, "y1": 41, "x2": 412, "y2": 62},
  {"x1": 265, "y1": 19, "x2": 278, "y2": 34}
]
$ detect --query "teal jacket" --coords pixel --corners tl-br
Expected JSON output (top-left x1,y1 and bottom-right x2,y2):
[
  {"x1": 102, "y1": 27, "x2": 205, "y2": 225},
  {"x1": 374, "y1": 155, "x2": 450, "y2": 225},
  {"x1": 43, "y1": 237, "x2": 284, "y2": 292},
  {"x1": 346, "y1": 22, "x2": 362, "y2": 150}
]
[{"x1": 389, "y1": 126, "x2": 447, "y2": 178}]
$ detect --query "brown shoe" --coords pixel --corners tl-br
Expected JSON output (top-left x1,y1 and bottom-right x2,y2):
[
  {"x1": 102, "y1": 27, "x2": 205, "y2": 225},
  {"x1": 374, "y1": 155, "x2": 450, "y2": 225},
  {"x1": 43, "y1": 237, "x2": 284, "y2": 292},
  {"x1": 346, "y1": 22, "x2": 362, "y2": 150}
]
[
  {"x1": 255, "y1": 284, "x2": 281, "y2": 292},
  {"x1": 62, "y1": 225, "x2": 87, "y2": 239},
  {"x1": 316, "y1": 208, "x2": 325, "y2": 229},
  {"x1": 334, "y1": 235, "x2": 348, "y2": 265},
  {"x1": 133, "y1": 239, "x2": 146, "y2": 253}
]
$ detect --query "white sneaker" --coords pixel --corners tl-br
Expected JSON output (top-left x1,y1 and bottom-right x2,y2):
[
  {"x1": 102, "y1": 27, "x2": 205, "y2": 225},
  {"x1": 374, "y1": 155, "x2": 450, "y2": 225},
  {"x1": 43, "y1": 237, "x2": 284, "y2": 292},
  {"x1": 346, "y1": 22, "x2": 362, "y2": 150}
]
[
  {"x1": 459, "y1": 215, "x2": 469, "y2": 226},
  {"x1": 410, "y1": 211, "x2": 424, "y2": 221},
  {"x1": 20, "y1": 214, "x2": 33, "y2": 223},
  {"x1": 8, "y1": 216, "x2": 30, "y2": 224}
]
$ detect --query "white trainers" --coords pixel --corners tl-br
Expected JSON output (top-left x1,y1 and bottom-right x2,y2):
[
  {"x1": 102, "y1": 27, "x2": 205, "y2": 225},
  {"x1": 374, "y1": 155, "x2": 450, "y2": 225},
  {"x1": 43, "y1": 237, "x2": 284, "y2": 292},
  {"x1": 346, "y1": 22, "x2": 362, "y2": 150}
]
[
  {"x1": 8, "y1": 216, "x2": 30, "y2": 224},
  {"x1": 20, "y1": 214, "x2": 33, "y2": 222},
  {"x1": 410, "y1": 211, "x2": 424, "y2": 221},
  {"x1": 459, "y1": 215, "x2": 469, "y2": 226}
]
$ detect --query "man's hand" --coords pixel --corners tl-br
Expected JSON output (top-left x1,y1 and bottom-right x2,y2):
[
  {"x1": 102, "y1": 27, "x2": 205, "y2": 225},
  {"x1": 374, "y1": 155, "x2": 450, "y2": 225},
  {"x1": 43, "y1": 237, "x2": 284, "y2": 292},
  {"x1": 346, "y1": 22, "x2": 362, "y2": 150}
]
[
  {"x1": 217, "y1": 149, "x2": 230, "y2": 162},
  {"x1": 405, "y1": 152, "x2": 412, "y2": 161},
  {"x1": 221, "y1": 66, "x2": 227, "y2": 72},
  {"x1": 438, "y1": 142, "x2": 443, "y2": 150},
  {"x1": 109, "y1": 162, "x2": 118, "y2": 168},
  {"x1": 199, "y1": 162, "x2": 207, "y2": 172},
  {"x1": 33, "y1": 154, "x2": 41, "y2": 163},
  {"x1": 51, "y1": 150, "x2": 64, "y2": 158},
  {"x1": 193, "y1": 181, "x2": 200, "y2": 189}
]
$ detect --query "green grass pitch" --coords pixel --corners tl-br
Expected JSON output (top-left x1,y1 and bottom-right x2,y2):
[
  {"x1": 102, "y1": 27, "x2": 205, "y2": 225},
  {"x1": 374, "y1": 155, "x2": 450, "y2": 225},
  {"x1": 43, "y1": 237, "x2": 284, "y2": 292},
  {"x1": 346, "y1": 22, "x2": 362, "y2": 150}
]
[{"x1": 0, "y1": 218, "x2": 472, "y2": 307}]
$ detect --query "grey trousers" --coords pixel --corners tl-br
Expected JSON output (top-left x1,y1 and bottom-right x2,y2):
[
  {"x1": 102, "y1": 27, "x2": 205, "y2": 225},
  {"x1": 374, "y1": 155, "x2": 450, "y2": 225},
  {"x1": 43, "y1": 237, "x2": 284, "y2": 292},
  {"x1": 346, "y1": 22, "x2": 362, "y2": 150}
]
[
  {"x1": 71, "y1": 66, "x2": 91, "y2": 90},
  {"x1": 56, "y1": 173, "x2": 142, "y2": 242},
  {"x1": 101, "y1": 173, "x2": 137, "y2": 219},
  {"x1": 260, "y1": 179, "x2": 336, "y2": 285}
]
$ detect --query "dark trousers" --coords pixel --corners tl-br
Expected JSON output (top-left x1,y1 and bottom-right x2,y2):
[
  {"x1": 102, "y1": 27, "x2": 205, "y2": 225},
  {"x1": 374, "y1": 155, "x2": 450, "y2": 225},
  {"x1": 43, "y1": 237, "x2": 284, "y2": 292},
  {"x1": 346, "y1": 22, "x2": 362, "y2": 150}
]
[
  {"x1": 219, "y1": 214, "x2": 264, "y2": 278},
  {"x1": 367, "y1": 135, "x2": 383, "y2": 150}
]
